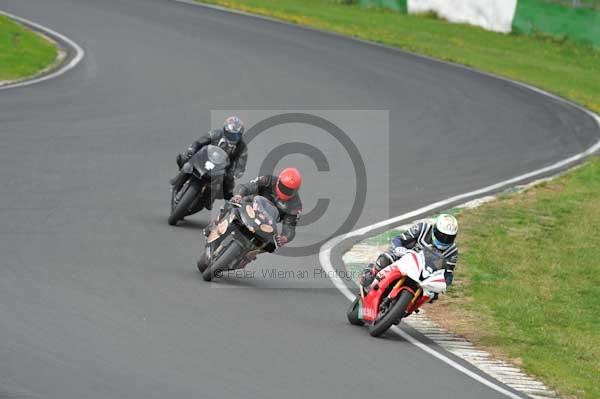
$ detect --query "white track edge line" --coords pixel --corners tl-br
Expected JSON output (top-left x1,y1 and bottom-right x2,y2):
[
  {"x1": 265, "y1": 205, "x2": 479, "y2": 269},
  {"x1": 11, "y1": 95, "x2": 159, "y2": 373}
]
[
  {"x1": 319, "y1": 246, "x2": 527, "y2": 399},
  {"x1": 326, "y1": 114, "x2": 600, "y2": 241},
  {"x1": 0, "y1": 10, "x2": 85, "y2": 90},
  {"x1": 344, "y1": 222, "x2": 559, "y2": 398},
  {"x1": 2, "y1": 2, "x2": 596, "y2": 398},
  {"x1": 181, "y1": 1, "x2": 600, "y2": 397},
  {"x1": 321, "y1": 108, "x2": 599, "y2": 399},
  {"x1": 321, "y1": 108, "x2": 600, "y2": 399}
]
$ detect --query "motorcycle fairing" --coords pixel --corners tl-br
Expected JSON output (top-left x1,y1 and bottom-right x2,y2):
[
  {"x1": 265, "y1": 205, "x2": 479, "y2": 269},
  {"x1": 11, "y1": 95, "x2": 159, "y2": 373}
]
[
  {"x1": 361, "y1": 265, "x2": 405, "y2": 322},
  {"x1": 237, "y1": 196, "x2": 279, "y2": 243},
  {"x1": 360, "y1": 250, "x2": 447, "y2": 322},
  {"x1": 190, "y1": 145, "x2": 229, "y2": 178}
]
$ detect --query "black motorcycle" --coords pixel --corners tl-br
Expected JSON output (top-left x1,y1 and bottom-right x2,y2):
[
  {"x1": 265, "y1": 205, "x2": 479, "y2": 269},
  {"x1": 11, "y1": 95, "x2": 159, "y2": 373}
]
[
  {"x1": 198, "y1": 195, "x2": 279, "y2": 281},
  {"x1": 168, "y1": 145, "x2": 229, "y2": 226}
]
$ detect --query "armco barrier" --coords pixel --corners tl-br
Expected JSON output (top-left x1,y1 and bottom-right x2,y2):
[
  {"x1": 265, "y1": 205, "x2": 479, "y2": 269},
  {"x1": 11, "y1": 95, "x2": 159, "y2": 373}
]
[{"x1": 357, "y1": 0, "x2": 599, "y2": 44}]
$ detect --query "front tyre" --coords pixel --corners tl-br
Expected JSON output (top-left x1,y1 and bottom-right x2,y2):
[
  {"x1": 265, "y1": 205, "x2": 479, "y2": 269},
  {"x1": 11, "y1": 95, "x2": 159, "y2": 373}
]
[
  {"x1": 368, "y1": 290, "x2": 414, "y2": 337},
  {"x1": 168, "y1": 180, "x2": 200, "y2": 226},
  {"x1": 202, "y1": 241, "x2": 244, "y2": 282},
  {"x1": 197, "y1": 250, "x2": 209, "y2": 273},
  {"x1": 347, "y1": 297, "x2": 364, "y2": 326}
]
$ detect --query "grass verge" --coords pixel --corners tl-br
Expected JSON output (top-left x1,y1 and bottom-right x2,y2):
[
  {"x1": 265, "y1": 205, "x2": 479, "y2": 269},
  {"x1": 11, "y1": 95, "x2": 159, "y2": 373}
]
[
  {"x1": 356, "y1": 160, "x2": 600, "y2": 399},
  {"x1": 427, "y1": 158, "x2": 600, "y2": 399},
  {"x1": 199, "y1": 0, "x2": 600, "y2": 113},
  {"x1": 0, "y1": 15, "x2": 58, "y2": 82}
]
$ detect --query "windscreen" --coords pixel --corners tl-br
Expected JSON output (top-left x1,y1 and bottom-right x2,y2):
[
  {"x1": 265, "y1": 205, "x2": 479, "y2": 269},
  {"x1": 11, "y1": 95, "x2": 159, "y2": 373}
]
[
  {"x1": 192, "y1": 145, "x2": 229, "y2": 174},
  {"x1": 253, "y1": 196, "x2": 279, "y2": 226},
  {"x1": 206, "y1": 145, "x2": 228, "y2": 166}
]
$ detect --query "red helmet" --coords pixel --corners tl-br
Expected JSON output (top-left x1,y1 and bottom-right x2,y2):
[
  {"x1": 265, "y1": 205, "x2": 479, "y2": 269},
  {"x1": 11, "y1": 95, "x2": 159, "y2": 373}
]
[{"x1": 275, "y1": 168, "x2": 302, "y2": 201}]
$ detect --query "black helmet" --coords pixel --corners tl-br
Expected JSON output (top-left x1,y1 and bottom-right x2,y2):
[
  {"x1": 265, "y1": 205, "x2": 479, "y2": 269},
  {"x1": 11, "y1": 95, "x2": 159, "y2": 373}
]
[{"x1": 223, "y1": 116, "x2": 244, "y2": 143}]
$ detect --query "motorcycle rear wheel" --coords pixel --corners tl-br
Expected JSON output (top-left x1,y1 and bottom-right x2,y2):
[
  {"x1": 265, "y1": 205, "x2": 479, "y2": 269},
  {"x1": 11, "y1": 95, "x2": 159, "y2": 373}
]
[
  {"x1": 202, "y1": 242, "x2": 244, "y2": 282},
  {"x1": 368, "y1": 290, "x2": 413, "y2": 337}
]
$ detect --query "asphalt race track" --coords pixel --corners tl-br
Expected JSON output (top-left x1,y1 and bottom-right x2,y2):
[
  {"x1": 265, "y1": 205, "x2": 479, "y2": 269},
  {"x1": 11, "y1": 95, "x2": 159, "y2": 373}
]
[{"x1": 1, "y1": 1, "x2": 598, "y2": 398}]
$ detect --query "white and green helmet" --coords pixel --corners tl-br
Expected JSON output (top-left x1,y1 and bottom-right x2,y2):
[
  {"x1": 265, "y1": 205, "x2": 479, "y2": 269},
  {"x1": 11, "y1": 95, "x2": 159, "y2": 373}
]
[{"x1": 432, "y1": 214, "x2": 458, "y2": 250}]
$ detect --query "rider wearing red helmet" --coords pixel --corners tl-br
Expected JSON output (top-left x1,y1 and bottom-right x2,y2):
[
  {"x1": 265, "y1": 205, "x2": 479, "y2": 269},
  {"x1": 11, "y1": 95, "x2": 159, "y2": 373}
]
[{"x1": 231, "y1": 168, "x2": 303, "y2": 247}]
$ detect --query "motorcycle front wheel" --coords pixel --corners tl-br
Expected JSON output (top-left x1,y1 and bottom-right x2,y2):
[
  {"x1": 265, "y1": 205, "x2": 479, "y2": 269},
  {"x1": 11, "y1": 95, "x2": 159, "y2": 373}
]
[
  {"x1": 202, "y1": 241, "x2": 244, "y2": 282},
  {"x1": 197, "y1": 250, "x2": 209, "y2": 273},
  {"x1": 346, "y1": 297, "x2": 364, "y2": 326},
  {"x1": 168, "y1": 180, "x2": 200, "y2": 226},
  {"x1": 368, "y1": 290, "x2": 413, "y2": 337}
]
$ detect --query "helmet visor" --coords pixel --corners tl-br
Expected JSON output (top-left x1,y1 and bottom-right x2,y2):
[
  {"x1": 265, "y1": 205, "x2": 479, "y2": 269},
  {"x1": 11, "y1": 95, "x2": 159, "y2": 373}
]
[
  {"x1": 277, "y1": 180, "x2": 296, "y2": 197},
  {"x1": 433, "y1": 226, "x2": 456, "y2": 246},
  {"x1": 223, "y1": 130, "x2": 241, "y2": 142}
]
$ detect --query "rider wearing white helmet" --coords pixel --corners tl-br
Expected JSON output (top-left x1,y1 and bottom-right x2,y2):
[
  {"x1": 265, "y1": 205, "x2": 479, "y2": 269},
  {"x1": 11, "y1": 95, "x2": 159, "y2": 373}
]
[{"x1": 360, "y1": 214, "x2": 459, "y2": 297}]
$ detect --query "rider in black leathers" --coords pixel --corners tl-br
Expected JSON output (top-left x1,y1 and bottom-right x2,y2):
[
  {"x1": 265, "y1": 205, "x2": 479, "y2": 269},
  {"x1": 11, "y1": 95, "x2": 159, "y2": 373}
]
[
  {"x1": 231, "y1": 169, "x2": 303, "y2": 247},
  {"x1": 175, "y1": 116, "x2": 247, "y2": 201}
]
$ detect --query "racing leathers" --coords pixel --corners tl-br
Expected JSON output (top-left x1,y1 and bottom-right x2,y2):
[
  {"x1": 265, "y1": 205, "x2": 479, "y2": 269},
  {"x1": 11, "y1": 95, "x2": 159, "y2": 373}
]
[
  {"x1": 360, "y1": 221, "x2": 458, "y2": 291},
  {"x1": 176, "y1": 129, "x2": 248, "y2": 200},
  {"x1": 234, "y1": 175, "x2": 302, "y2": 243}
]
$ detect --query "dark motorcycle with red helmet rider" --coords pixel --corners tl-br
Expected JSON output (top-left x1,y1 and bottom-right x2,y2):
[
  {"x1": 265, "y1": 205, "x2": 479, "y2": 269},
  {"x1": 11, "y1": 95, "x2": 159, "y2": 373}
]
[{"x1": 198, "y1": 168, "x2": 303, "y2": 281}]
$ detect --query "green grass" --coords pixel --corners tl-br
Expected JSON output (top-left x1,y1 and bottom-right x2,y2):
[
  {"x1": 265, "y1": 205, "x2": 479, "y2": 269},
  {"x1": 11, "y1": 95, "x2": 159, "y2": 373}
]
[
  {"x1": 354, "y1": 161, "x2": 600, "y2": 398},
  {"x1": 0, "y1": 15, "x2": 58, "y2": 81},
  {"x1": 356, "y1": 0, "x2": 407, "y2": 12},
  {"x1": 200, "y1": 0, "x2": 600, "y2": 113},
  {"x1": 448, "y1": 158, "x2": 600, "y2": 399},
  {"x1": 514, "y1": 0, "x2": 600, "y2": 47},
  {"x1": 546, "y1": 0, "x2": 600, "y2": 11}
]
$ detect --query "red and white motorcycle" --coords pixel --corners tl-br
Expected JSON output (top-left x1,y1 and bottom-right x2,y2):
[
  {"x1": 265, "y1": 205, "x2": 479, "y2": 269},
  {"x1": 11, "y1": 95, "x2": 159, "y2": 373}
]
[{"x1": 347, "y1": 246, "x2": 447, "y2": 337}]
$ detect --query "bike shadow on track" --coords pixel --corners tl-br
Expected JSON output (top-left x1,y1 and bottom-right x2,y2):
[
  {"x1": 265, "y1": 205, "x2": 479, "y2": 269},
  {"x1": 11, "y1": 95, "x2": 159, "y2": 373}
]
[
  {"x1": 135, "y1": 213, "x2": 211, "y2": 230},
  {"x1": 171, "y1": 219, "x2": 209, "y2": 230}
]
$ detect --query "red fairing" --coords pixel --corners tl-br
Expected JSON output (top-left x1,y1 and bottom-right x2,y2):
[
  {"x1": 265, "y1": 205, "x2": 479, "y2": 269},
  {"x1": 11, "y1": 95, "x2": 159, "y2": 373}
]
[
  {"x1": 355, "y1": 249, "x2": 447, "y2": 334},
  {"x1": 361, "y1": 264, "x2": 405, "y2": 322}
]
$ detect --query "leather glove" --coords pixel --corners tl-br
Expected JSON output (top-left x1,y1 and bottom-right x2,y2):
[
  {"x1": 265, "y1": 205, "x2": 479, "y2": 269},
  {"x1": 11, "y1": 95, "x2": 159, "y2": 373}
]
[
  {"x1": 230, "y1": 195, "x2": 243, "y2": 204},
  {"x1": 275, "y1": 236, "x2": 288, "y2": 247}
]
